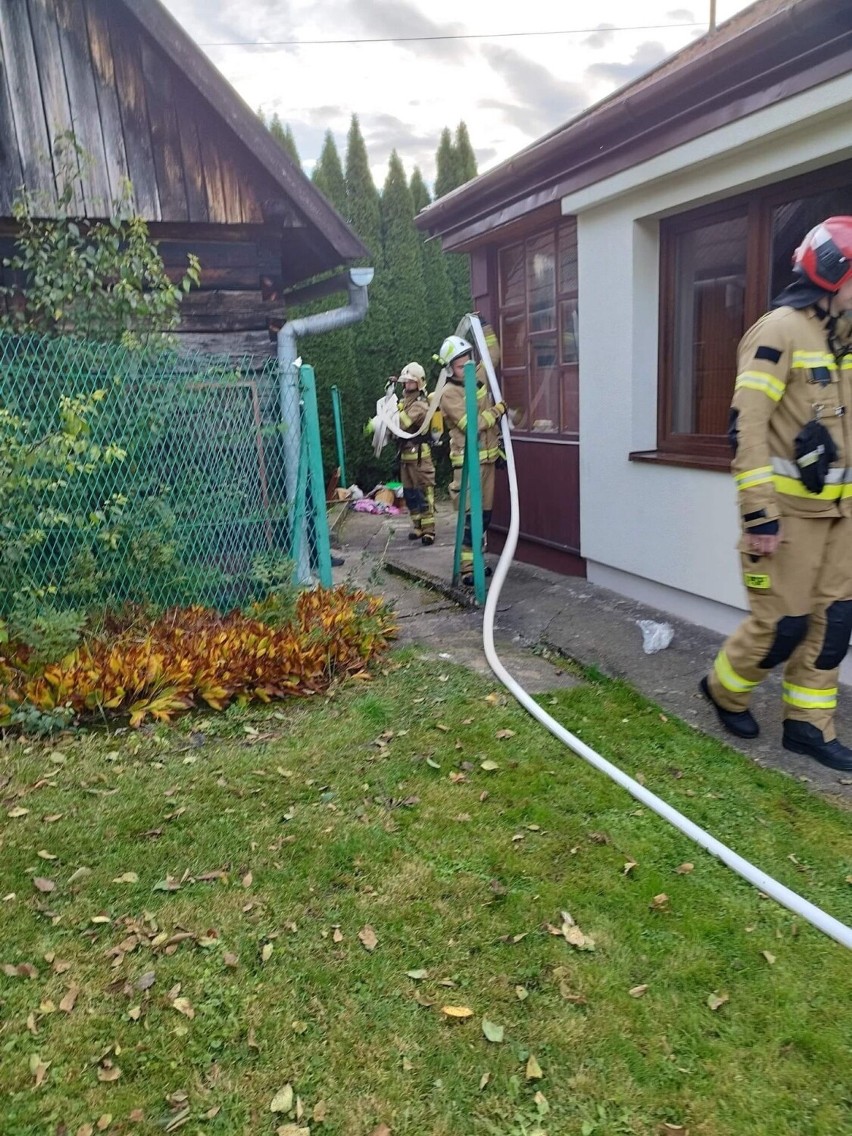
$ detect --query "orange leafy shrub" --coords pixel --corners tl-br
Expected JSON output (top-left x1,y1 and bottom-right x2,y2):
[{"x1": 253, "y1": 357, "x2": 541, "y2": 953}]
[{"x1": 0, "y1": 587, "x2": 396, "y2": 728}]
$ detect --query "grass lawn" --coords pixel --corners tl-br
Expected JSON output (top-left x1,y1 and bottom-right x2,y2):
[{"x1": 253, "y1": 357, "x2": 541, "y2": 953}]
[{"x1": 1, "y1": 650, "x2": 851, "y2": 1136}]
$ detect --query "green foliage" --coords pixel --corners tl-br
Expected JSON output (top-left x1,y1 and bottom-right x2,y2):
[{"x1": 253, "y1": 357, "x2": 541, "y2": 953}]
[
  {"x1": 455, "y1": 120, "x2": 478, "y2": 183},
  {"x1": 380, "y1": 152, "x2": 429, "y2": 372},
  {"x1": 434, "y1": 127, "x2": 459, "y2": 199},
  {"x1": 410, "y1": 167, "x2": 455, "y2": 355},
  {"x1": 433, "y1": 123, "x2": 476, "y2": 316},
  {"x1": 0, "y1": 135, "x2": 199, "y2": 347},
  {"x1": 269, "y1": 113, "x2": 303, "y2": 167},
  {"x1": 311, "y1": 130, "x2": 347, "y2": 210}
]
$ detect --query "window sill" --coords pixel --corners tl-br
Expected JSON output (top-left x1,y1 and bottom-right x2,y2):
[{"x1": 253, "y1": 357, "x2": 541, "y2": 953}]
[{"x1": 629, "y1": 450, "x2": 730, "y2": 472}]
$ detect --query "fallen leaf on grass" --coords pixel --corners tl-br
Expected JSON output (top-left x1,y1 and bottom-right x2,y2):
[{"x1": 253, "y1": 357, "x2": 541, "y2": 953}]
[
  {"x1": 650, "y1": 893, "x2": 670, "y2": 911},
  {"x1": 59, "y1": 985, "x2": 80, "y2": 1013},
  {"x1": 629, "y1": 984, "x2": 649, "y2": 998},
  {"x1": 358, "y1": 925, "x2": 378, "y2": 951},
  {"x1": 261, "y1": 942, "x2": 274, "y2": 962},
  {"x1": 675, "y1": 863, "x2": 694, "y2": 875},
  {"x1": 332, "y1": 927, "x2": 343, "y2": 943},
  {"x1": 515, "y1": 985, "x2": 529, "y2": 1001},
  {"x1": 32, "y1": 877, "x2": 55, "y2": 894},
  {"x1": 623, "y1": 859, "x2": 638, "y2": 875},
  {"x1": 6, "y1": 806, "x2": 29, "y2": 818},
  {"x1": 270, "y1": 1084, "x2": 294, "y2": 1113},
  {"x1": 276, "y1": 1127, "x2": 310, "y2": 1136},
  {"x1": 479, "y1": 1072, "x2": 491, "y2": 1090},
  {"x1": 707, "y1": 992, "x2": 729, "y2": 1011},
  {"x1": 370, "y1": 1126, "x2": 392, "y2": 1136},
  {"x1": 29, "y1": 1053, "x2": 50, "y2": 1086},
  {"x1": 480, "y1": 760, "x2": 499, "y2": 771},
  {"x1": 67, "y1": 867, "x2": 91, "y2": 885},
  {"x1": 2, "y1": 963, "x2": 38, "y2": 979},
  {"x1": 112, "y1": 872, "x2": 139, "y2": 884},
  {"x1": 312, "y1": 1100, "x2": 328, "y2": 1122},
  {"x1": 37, "y1": 850, "x2": 57, "y2": 861},
  {"x1": 761, "y1": 951, "x2": 776, "y2": 965},
  {"x1": 525, "y1": 1055, "x2": 544, "y2": 1080},
  {"x1": 441, "y1": 1005, "x2": 474, "y2": 1019},
  {"x1": 657, "y1": 1125, "x2": 688, "y2": 1135},
  {"x1": 128, "y1": 1108, "x2": 145, "y2": 1122},
  {"x1": 97, "y1": 1060, "x2": 122, "y2": 1082},
  {"x1": 223, "y1": 952, "x2": 239, "y2": 968},
  {"x1": 242, "y1": 871, "x2": 253, "y2": 888},
  {"x1": 96, "y1": 1118, "x2": 112, "y2": 1133},
  {"x1": 406, "y1": 969, "x2": 428, "y2": 980},
  {"x1": 482, "y1": 1018, "x2": 504, "y2": 1043},
  {"x1": 136, "y1": 970, "x2": 156, "y2": 990},
  {"x1": 171, "y1": 996, "x2": 194, "y2": 1019},
  {"x1": 495, "y1": 729, "x2": 515, "y2": 740}
]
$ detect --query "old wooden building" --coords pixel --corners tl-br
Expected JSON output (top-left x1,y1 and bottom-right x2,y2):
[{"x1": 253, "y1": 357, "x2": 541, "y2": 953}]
[{"x1": 0, "y1": 0, "x2": 367, "y2": 355}]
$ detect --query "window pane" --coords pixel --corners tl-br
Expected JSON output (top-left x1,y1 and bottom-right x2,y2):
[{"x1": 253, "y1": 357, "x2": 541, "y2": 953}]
[
  {"x1": 558, "y1": 220, "x2": 578, "y2": 295},
  {"x1": 499, "y1": 243, "x2": 525, "y2": 308},
  {"x1": 527, "y1": 234, "x2": 555, "y2": 333},
  {"x1": 671, "y1": 214, "x2": 747, "y2": 437},
  {"x1": 770, "y1": 188, "x2": 852, "y2": 303},
  {"x1": 501, "y1": 373, "x2": 529, "y2": 430},
  {"x1": 560, "y1": 298, "x2": 579, "y2": 365},
  {"x1": 500, "y1": 310, "x2": 526, "y2": 369},
  {"x1": 528, "y1": 334, "x2": 560, "y2": 432}
]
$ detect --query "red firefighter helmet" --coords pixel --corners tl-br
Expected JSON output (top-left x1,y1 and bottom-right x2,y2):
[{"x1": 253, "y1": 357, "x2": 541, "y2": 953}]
[{"x1": 793, "y1": 217, "x2": 852, "y2": 292}]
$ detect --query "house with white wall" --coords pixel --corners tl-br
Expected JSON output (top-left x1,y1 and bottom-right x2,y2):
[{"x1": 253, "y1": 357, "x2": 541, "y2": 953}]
[{"x1": 416, "y1": 0, "x2": 852, "y2": 640}]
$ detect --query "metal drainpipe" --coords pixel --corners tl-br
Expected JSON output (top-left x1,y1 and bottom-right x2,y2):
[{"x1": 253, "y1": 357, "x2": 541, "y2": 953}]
[{"x1": 277, "y1": 267, "x2": 374, "y2": 583}]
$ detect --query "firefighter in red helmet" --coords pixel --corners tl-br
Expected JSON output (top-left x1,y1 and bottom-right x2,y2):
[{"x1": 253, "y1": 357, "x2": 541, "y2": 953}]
[{"x1": 701, "y1": 216, "x2": 852, "y2": 771}]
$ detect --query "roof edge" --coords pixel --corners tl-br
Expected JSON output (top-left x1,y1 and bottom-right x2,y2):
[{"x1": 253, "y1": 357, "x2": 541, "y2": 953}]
[{"x1": 416, "y1": 0, "x2": 848, "y2": 240}]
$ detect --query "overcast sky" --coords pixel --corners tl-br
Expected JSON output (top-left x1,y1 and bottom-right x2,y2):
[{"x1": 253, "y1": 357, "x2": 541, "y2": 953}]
[{"x1": 161, "y1": 0, "x2": 757, "y2": 188}]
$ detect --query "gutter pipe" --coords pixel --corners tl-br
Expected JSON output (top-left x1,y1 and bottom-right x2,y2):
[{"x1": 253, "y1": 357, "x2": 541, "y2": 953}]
[
  {"x1": 463, "y1": 317, "x2": 852, "y2": 952},
  {"x1": 277, "y1": 267, "x2": 374, "y2": 583}
]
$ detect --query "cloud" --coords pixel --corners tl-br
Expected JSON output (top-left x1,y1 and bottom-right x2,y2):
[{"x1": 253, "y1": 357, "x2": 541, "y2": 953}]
[
  {"x1": 583, "y1": 23, "x2": 617, "y2": 50},
  {"x1": 165, "y1": 0, "x2": 300, "y2": 56},
  {"x1": 666, "y1": 8, "x2": 695, "y2": 20},
  {"x1": 331, "y1": 0, "x2": 470, "y2": 62},
  {"x1": 586, "y1": 40, "x2": 671, "y2": 86},
  {"x1": 480, "y1": 45, "x2": 589, "y2": 136}
]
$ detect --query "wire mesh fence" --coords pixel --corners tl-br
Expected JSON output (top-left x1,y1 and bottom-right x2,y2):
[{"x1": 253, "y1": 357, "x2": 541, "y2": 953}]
[{"x1": 0, "y1": 334, "x2": 328, "y2": 615}]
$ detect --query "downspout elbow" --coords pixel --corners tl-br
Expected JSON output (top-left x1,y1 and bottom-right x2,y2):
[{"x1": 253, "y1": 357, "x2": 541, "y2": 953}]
[{"x1": 281, "y1": 266, "x2": 374, "y2": 361}]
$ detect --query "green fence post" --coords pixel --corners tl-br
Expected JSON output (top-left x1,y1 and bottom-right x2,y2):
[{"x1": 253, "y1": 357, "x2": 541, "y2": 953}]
[
  {"x1": 463, "y1": 359, "x2": 485, "y2": 605},
  {"x1": 452, "y1": 460, "x2": 468, "y2": 585},
  {"x1": 330, "y1": 385, "x2": 348, "y2": 489},
  {"x1": 300, "y1": 363, "x2": 333, "y2": 587}
]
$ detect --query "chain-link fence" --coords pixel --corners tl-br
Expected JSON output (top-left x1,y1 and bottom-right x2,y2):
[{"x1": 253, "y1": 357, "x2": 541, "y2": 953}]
[{"x1": 0, "y1": 334, "x2": 330, "y2": 615}]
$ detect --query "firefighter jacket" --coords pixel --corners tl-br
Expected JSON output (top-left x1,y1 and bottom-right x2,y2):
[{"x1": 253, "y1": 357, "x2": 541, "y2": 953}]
[
  {"x1": 439, "y1": 378, "x2": 502, "y2": 469},
  {"x1": 397, "y1": 391, "x2": 431, "y2": 463},
  {"x1": 731, "y1": 305, "x2": 852, "y2": 530}
]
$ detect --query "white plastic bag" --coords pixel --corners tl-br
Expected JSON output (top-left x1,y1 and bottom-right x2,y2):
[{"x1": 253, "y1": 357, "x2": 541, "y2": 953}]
[{"x1": 637, "y1": 619, "x2": 674, "y2": 654}]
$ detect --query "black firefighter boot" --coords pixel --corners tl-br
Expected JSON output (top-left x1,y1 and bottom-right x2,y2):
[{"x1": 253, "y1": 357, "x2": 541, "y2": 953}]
[
  {"x1": 782, "y1": 720, "x2": 852, "y2": 771},
  {"x1": 699, "y1": 677, "x2": 759, "y2": 739}
]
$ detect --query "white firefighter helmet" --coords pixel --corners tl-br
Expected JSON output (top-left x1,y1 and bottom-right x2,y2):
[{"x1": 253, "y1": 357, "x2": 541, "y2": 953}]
[
  {"x1": 399, "y1": 361, "x2": 426, "y2": 389},
  {"x1": 437, "y1": 335, "x2": 474, "y2": 368}
]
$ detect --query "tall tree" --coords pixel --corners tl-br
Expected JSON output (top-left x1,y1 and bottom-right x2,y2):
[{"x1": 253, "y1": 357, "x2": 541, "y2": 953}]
[
  {"x1": 432, "y1": 127, "x2": 473, "y2": 319},
  {"x1": 410, "y1": 167, "x2": 454, "y2": 357},
  {"x1": 454, "y1": 121, "x2": 478, "y2": 184},
  {"x1": 344, "y1": 116, "x2": 388, "y2": 486},
  {"x1": 433, "y1": 128, "x2": 459, "y2": 200},
  {"x1": 311, "y1": 131, "x2": 346, "y2": 211},
  {"x1": 380, "y1": 151, "x2": 429, "y2": 371}
]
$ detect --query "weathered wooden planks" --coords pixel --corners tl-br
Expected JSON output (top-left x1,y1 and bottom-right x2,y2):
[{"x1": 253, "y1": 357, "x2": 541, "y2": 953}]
[
  {"x1": 83, "y1": 0, "x2": 130, "y2": 203},
  {"x1": 0, "y1": 29, "x2": 25, "y2": 213},
  {"x1": 0, "y1": 0, "x2": 54, "y2": 201}
]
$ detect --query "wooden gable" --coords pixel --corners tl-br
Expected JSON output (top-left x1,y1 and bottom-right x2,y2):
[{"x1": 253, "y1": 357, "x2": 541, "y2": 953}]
[{"x1": 0, "y1": 0, "x2": 366, "y2": 286}]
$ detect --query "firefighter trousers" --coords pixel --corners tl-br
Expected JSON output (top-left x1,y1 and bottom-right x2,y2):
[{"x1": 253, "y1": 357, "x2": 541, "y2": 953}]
[
  {"x1": 450, "y1": 461, "x2": 495, "y2": 569},
  {"x1": 401, "y1": 457, "x2": 435, "y2": 539},
  {"x1": 708, "y1": 514, "x2": 852, "y2": 740}
]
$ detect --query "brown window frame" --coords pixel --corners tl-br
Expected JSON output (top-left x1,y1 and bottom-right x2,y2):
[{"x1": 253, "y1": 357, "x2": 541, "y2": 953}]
[
  {"x1": 496, "y1": 218, "x2": 579, "y2": 440},
  {"x1": 650, "y1": 158, "x2": 852, "y2": 470}
]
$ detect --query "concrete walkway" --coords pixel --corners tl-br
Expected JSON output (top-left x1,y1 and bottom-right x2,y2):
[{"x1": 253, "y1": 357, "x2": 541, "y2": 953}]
[{"x1": 331, "y1": 501, "x2": 852, "y2": 803}]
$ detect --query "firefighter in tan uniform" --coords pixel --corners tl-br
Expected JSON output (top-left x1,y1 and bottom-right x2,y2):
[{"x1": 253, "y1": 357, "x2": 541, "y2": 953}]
[
  {"x1": 396, "y1": 362, "x2": 436, "y2": 545},
  {"x1": 701, "y1": 217, "x2": 852, "y2": 772},
  {"x1": 436, "y1": 328, "x2": 506, "y2": 585}
]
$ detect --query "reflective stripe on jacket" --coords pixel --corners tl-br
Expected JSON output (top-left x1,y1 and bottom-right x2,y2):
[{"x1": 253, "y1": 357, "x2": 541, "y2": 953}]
[{"x1": 731, "y1": 306, "x2": 852, "y2": 527}]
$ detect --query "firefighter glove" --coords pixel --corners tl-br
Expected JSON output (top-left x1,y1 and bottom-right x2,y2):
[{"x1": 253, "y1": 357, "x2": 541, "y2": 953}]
[
  {"x1": 492, "y1": 400, "x2": 507, "y2": 419},
  {"x1": 794, "y1": 419, "x2": 837, "y2": 493}
]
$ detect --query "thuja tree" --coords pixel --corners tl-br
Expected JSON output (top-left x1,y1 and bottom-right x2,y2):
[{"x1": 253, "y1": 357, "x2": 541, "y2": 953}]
[
  {"x1": 410, "y1": 167, "x2": 454, "y2": 358},
  {"x1": 380, "y1": 151, "x2": 429, "y2": 374},
  {"x1": 299, "y1": 130, "x2": 359, "y2": 482},
  {"x1": 344, "y1": 115, "x2": 389, "y2": 487},
  {"x1": 434, "y1": 122, "x2": 475, "y2": 319}
]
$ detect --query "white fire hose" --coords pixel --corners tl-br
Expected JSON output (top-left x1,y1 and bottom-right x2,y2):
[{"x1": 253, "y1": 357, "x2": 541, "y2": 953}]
[{"x1": 462, "y1": 315, "x2": 852, "y2": 951}]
